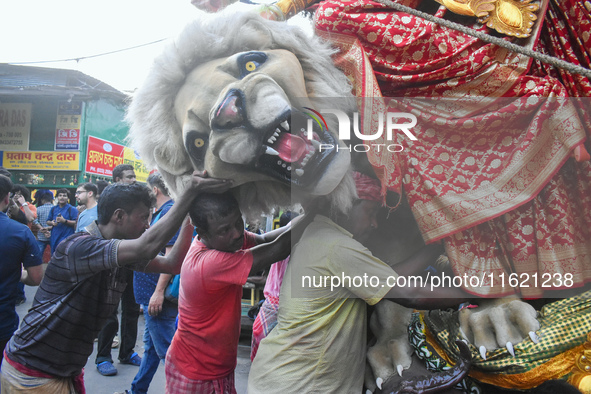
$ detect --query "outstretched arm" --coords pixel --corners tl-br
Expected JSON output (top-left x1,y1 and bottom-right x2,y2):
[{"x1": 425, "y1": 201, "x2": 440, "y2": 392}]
[
  {"x1": 144, "y1": 217, "x2": 194, "y2": 274},
  {"x1": 385, "y1": 243, "x2": 470, "y2": 309},
  {"x1": 248, "y1": 213, "x2": 314, "y2": 275},
  {"x1": 117, "y1": 171, "x2": 232, "y2": 266}
]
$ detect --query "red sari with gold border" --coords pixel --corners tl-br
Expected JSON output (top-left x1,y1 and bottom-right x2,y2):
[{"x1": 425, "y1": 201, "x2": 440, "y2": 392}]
[{"x1": 315, "y1": 0, "x2": 591, "y2": 297}]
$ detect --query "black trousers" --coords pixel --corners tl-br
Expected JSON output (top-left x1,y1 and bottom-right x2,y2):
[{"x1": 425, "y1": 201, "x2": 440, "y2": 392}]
[{"x1": 95, "y1": 268, "x2": 140, "y2": 364}]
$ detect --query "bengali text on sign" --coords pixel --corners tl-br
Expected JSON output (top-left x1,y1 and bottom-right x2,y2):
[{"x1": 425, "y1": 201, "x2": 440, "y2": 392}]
[{"x1": 1, "y1": 150, "x2": 79, "y2": 171}]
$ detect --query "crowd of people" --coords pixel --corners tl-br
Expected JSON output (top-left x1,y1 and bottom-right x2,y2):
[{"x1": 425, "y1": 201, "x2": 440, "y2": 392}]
[
  {"x1": 0, "y1": 164, "x2": 209, "y2": 394},
  {"x1": 1, "y1": 161, "x2": 458, "y2": 394}
]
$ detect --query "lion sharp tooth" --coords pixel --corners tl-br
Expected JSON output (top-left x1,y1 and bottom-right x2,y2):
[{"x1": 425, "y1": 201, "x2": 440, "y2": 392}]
[
  {"x1": 274, "y1": 129, "x2": 280, "y2": 138},
  {"x1": 310, "y1": 140, "x2": 320, "y2": 150},
  {"x1": 295, "y1": 169, "x2": 304, "y2": 177},
  {"x1": 397, "y1": 364, "x2": 404, "y2": 377},
  {"x1": 264, "y1": 146, "x2": 279, "y2": 156},
  {"x1": 302, "y1": 153, "x2": 313, "y2": 166},
  {"x1": 281, "y1": 121, "x2": 289, "y2": 131},
  {"x1": 301, "y1": 152, "x2": 313, "y2": 166}
]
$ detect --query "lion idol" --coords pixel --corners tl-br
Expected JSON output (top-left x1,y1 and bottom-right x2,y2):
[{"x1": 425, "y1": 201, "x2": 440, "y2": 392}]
[
  {"x1": 127, "y1": 7, "x2": 591, "y2": 394},
  {"x1": 127, "y1": 14, "x2": 358, "y2": 215}
]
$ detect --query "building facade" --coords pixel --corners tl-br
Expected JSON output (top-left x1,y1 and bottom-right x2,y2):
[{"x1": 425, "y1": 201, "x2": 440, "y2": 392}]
[{"x1": 0, "y1": 64, "x2": 148, "y2": 198}]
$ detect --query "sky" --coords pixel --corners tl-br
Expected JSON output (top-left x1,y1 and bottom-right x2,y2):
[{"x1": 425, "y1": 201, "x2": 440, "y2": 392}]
[
  {"x1": 1, "y1": 1, "x2": 313, "y2": 93},
  {"x1": 1, "y1": 0, "x2": 210, "y2": 93}
]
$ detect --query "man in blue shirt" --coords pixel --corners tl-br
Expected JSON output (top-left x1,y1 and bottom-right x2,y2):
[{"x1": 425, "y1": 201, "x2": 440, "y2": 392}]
[
  {"x1": 46, "y1": 188, "x2": 78, "y2": 253},
  {"x1": 0, "y1": 175, "x2": 44, "y2": 363},
  {"x1": 75, "y1": 183, "x2": 98, "y2": 232}
]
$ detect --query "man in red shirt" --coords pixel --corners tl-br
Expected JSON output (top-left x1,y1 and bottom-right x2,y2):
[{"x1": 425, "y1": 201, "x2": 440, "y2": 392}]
[{"x1": 165, "y1": 192, "x2": 306, "y2": 394}]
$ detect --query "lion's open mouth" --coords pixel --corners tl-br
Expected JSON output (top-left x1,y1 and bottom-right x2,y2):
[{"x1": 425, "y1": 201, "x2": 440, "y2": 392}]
[{"x1": 256, "y1": 108, "x2": 338, "y2": 187}]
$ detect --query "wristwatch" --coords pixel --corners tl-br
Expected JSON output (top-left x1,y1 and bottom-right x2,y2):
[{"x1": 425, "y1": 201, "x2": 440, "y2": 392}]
[{"x1": 22, "y1": 202, "x2": 29, "y2": 207}]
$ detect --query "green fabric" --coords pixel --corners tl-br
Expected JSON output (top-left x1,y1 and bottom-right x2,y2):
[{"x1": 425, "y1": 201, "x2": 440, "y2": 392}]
[
  {"x1": 408, "y1": 312, "x2": 482, "y2": 393},
  {"x1": 422, "y1": 290, "x2": 591, "y2": 374}
]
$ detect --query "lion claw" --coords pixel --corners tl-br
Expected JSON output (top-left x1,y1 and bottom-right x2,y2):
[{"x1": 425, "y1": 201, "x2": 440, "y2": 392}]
[
  {"x1": 529, "y1": 331, "x2": 539, "y2": 344},
  {"x1": 506, "y1": 341, "x2": 515, "y2": 357},
  {"x1": 479, "y1": 345, "x2": 487, "y2": 360},
  {"x1": 376, "y1": 377, "x2": 383, "y2": 390},
  {"x1": 397, "y1": 364, "x2": 404, "y2": 377}
]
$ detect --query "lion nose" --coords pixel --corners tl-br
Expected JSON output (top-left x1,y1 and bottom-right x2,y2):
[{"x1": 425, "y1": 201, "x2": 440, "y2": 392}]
[{"x1": 212, "y1": 89, "x2": 244, "y2": 130}]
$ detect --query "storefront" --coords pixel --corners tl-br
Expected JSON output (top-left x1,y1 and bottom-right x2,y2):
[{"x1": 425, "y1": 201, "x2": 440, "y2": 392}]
[{"x1": 0, "y1": 64, "x2": 148, "y2": 200}]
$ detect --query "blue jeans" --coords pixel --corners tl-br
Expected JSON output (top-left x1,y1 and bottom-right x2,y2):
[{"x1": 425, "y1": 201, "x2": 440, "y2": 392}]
[
  {"x1": 37, "y1": 240, "x2": 50, "y2": 255},
  {"x1": 130, "y1": 301, "x2": 177, "y2": 394}
]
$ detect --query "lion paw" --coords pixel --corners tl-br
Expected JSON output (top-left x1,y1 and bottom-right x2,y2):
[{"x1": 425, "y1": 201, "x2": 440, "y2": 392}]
[
  {"x1": 459, "y1": 298, "x2": 540, "y2": 359},
  {"x1": 366, "y1": 301, "x2": 414, "y2": 391}
]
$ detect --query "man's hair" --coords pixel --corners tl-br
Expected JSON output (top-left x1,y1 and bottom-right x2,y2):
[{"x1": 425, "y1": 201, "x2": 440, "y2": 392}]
[
  {"x1": 279, "y1": 210, "x2": 299, "y2": 227},
  {"x1": 95, "y1": 180, "x2": 110, "y2": 196},
  {"x1": 97, "y1": 183, "x2": 155, "y2": 225},
  {"x1": 147, "y1": 172, "x2": 169, "y2": 197},
  {"x1": 34, "y1": 189, "x2": 54, "y2": 205},
  {"x1": 11, "y1": 184, "x2": 31, "y2": 202},
  {"x1": 112, "y1": 164, "x2": 135, "y2": 182},
  {"x1": 0, "y1": 174, "x2": 13, "y2": 200},
  {"x1": 56, "y1": 188, "x2": 69, "y2": 197},
  {"x1": 79, "y1": 182, "x2": 98, "y2": 197},
  {"x1": 0, "y1": 166, "x2": 11, "y2": 178},
  {"x1": 189, "y1": 191, "x2": 240, "y2": 234}
]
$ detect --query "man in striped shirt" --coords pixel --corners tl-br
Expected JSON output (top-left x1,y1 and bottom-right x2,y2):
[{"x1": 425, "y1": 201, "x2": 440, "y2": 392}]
[{"x1": 1, "y1": 172, "x2": 231, "y2": 393}]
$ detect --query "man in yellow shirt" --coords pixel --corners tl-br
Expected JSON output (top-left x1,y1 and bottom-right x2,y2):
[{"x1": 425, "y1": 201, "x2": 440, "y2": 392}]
[{"x1": 248, "y1": 172, "x2": 452, "y2": 393}]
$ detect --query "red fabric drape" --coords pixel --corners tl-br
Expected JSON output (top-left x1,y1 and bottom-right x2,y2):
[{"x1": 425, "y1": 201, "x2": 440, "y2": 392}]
[{"x1": 315, "y1": 0, "x2": 591, "y2": 296}]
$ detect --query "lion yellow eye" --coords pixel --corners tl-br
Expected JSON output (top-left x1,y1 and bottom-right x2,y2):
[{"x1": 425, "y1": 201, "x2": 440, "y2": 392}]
[
  {"x1": 194, "y1": 138, "x2": 205, "y2": 148},
  {"x1": 245, "y1": 61, "x2": 257, "y2": 72}
]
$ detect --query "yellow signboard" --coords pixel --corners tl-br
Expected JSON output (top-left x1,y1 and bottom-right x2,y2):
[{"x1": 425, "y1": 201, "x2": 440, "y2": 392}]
[
  {"x1": 123, "y1": 146, "x2": 149, "y2": 183},
  {"x1": 0, "y1": 103, "x2": 32, "y2": 151},
  {"x1": 2, "y1": 151, "x2": 79, "y2": 171}
]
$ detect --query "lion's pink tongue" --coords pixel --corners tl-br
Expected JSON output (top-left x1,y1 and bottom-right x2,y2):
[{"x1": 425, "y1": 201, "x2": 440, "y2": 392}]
[{"x1": 276, "y1": 133, "x2": 308, "y2": 163}]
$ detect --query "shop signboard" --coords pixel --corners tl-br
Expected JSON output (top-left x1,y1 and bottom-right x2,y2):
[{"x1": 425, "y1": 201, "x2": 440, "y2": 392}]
[
  {"x1": 85, "y1": 136, "x2": 125, "y2": 177},
  {"x1": 1, "y1": 150, "x2": 79, "y2": 171},
  {"x1": 123, "y1": 146, "x2": 149, "y2": 183},
  {"x1": 0, "y1": 103, "x2": 31, "y2": 151},
  {"x1": 55, "y1": 101, "x2": 82, "y2": 150},
  {"x1": 85, "y1": 136, "x2": 149, "y2": 181}
]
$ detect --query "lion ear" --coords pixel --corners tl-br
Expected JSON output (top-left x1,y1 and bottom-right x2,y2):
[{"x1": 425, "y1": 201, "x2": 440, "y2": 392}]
[{"x1": 238, "y1": 20, "x2": 274, "y2": 50}]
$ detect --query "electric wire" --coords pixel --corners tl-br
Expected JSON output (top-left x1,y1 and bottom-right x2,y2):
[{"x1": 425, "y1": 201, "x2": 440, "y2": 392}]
[{"x1": 7, "y1": 39, "x2": 167, "y2": 66}]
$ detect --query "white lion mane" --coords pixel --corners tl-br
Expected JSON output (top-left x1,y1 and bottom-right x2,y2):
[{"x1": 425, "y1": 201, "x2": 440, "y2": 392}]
[{"x1": 127, "y1": 11, "x2": 357, "y2": 216}]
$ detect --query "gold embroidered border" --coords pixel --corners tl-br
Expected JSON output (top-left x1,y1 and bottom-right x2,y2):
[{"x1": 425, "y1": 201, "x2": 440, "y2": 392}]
[{"x1": 415, "y1": 104, "x2": 585, "y2": 242}]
